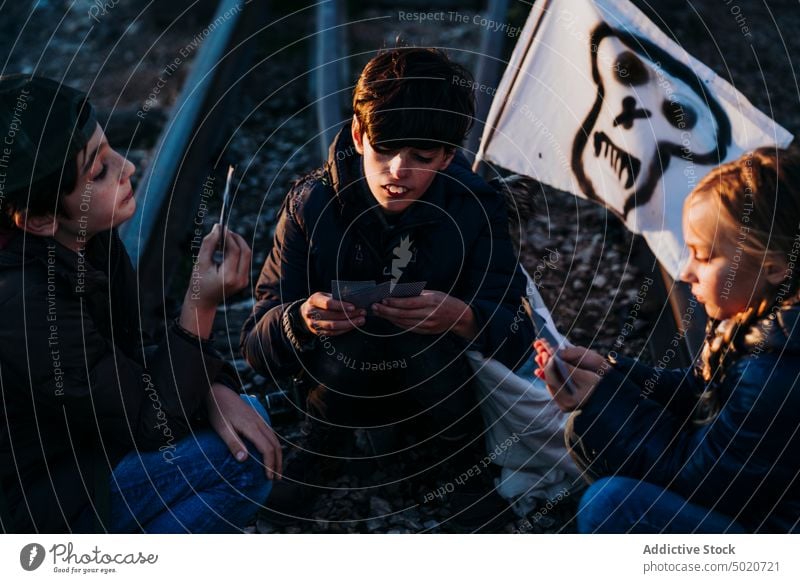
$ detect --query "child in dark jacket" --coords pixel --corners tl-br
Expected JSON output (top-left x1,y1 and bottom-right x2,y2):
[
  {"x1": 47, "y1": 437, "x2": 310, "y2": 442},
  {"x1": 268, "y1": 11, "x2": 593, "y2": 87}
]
[
  {"x1": 0, "y1": 75, "x2": 280, "y2": 532},
  {"x1": 241, "y1": 48, "x2": 534, "y2": 530},
  {"x1": 535, "y1": 147, "x2": 800, "y2": 533}
]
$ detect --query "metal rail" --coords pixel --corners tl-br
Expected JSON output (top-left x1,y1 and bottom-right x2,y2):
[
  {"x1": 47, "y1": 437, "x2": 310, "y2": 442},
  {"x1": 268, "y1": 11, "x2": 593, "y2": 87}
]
[
  {"x1": 314, "y1": 0, "x2": 346, "y2": 163},
  {"x1": 120, "y1": 0, "x2": 267, "y2": 327},
  {"x1": 466, "y1": 0, "x2": 510, "y2": 158}
]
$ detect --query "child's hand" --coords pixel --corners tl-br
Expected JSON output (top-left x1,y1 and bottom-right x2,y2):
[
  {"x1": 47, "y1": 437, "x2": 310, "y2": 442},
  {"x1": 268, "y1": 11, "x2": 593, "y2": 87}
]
[
  {"x1": 180, "y1": 225, "x2": 251, "y2": 339},
  {"x1": 371, "y1": 290, "x2": 477, "y2": 339},
  {"x1": 206, "y1": 384, "x2": 282, "y2": 480},
  {"x1": 300, "y1": 292, "x2": 366, "y2": 336},
  {"x1": 534, "y1": 340, "x2": 608, "y2": 376},
  {"x1": 534, "y1": 340, "x2": 605, "y2": 412},
  {"x1": 186, "y1": 224, "x2": 252, "y2": 309},
  {"x1": 542, "y1": 355, "x2": 601, "y2": 412}
]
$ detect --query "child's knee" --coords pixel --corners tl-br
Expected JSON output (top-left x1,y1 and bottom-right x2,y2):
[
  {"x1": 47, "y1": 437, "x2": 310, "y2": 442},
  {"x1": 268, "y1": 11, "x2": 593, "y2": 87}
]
[
  {"x1": 577, "y1": 476, "x2": 638, "y2": 532},
  {"x1": 218, "y1": 448, "x2": 273, "y2": 504}
]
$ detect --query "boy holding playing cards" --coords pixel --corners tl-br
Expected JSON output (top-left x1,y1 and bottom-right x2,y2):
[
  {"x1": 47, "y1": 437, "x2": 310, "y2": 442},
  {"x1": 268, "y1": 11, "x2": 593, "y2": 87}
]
[{"x1": 241, "y1": 48, "x2": 534, "y2": 530}]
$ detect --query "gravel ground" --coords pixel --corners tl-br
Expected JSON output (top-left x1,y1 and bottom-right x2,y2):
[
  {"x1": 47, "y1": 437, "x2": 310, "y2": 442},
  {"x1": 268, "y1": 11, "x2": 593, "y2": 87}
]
[
  {"x1": 3, "y1": 0, "x2": 797, "y2": 533},
  {"x1": 1, "y1": 0, "x2": 226, "y2": 181}
]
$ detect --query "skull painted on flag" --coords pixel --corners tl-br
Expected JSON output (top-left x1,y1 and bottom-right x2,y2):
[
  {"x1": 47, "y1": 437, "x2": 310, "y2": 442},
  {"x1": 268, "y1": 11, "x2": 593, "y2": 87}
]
[{"x1": 572, "y1": 22, "x2": 732, "y2": 222}]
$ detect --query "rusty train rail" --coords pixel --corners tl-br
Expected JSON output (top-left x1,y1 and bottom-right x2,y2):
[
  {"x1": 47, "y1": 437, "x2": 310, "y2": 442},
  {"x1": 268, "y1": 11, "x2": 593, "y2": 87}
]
[{"x1": 120, "y1": 0, "x2": 267, "y2": 327}]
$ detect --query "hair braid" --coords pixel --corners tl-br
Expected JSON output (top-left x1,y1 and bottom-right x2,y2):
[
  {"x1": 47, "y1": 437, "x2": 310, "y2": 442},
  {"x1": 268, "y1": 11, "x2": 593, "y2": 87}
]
[{"x1": 695, "y1": 298, "x2": 773, "y2": 424}]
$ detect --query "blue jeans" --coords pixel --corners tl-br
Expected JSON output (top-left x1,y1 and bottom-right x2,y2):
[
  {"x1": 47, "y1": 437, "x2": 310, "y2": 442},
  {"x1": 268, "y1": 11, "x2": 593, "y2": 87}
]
[
  {"x1": 109, "y1": 395, "x2": 273, "y2": 533},
  {"x1": 577, "y1": 477, "x2": 748, "y2": 533}
]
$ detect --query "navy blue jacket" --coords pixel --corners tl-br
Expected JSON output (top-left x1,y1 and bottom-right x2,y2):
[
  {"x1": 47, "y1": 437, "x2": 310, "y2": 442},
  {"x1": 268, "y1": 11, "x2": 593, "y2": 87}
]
[
  {"x1": 573, "y1": 305, "x2": 800, "y2": 532},
  {"x1": 241, "y1": 124, "x2": 534, "y2": 381}
]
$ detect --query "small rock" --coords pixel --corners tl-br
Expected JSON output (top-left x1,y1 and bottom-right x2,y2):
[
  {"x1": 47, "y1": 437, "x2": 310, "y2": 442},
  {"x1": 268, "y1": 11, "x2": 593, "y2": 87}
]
[
  {"x1": 354, "y1": 429, "x2": 370, "y2": 452},
  {"x1": 369, "y1": 495, "x2": 392, "y2": 516},
  {"x1": 535, "y1": 514, "x2": 556, "y2": 529},
  {"x1": 255, "y1": 519, "x2": 274, "y2": 534},
  {"x1": 349, "y1": 489, "x2": 367, "y2": 503},
  {"x1": 423, "y1": 520, "x2": 439, "y2": 530},
  {"x1": 592, "y1": 274, "x2": 608, "y2": 288},
  {"x1": 382, "y1": 482, "x2": 402, "y2": 497},
  {"x1": 401, "y1": 517, "x2": 423, "y2": 531},
  {"x1": 338, "y1": 500, "x2": 355, "y2": 513}
]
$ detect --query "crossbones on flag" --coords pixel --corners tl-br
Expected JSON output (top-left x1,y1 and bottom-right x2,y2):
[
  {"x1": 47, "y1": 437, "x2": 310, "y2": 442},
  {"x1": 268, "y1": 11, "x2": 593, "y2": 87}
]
[{"x1": 476, "y1": 0, "x2": 794, "y2": 276}]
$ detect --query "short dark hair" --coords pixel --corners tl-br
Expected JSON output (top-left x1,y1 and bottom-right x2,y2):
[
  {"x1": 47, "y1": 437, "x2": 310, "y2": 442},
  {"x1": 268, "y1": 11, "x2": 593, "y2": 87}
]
[
  {"x1": 0, "y1": 158, "x2": 80, "y2": 229},
  {"x1": 0, "y1": 75, "x2": 96, "y2": 229},
  {"x1": 352, "y1": 48, "x2": 475, "y2": 152}
]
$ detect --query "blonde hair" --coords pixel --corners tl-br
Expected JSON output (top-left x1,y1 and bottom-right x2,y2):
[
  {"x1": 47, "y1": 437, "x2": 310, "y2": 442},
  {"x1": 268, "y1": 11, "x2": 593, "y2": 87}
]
[{"x1": 686, "y1": 146, "x2": 800, "y2": 423}]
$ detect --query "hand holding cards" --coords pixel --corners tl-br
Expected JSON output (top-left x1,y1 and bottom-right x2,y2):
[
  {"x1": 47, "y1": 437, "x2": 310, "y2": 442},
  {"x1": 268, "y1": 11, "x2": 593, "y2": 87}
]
[
  {"x1": 328, "y1": 283, "x2": 478, "y2": 339},
  {"x1": 299, "y1": 292, "x2": 366, "y2": 337},
  {"x1": 523, "y1": 297, "x2": 576, "y2": 394},
  {"x1": 533, "y1": 339, "x2": 607, "y2": 411},
  {"x1": 533, "y1": 340, "x2": 578, "y2": 395},
  {"x1": 331, "y1": 280, "x2": 427, "y2": 310},
  {"x1": 297, "y1": 283, "x2": 426, "y2": 339}
]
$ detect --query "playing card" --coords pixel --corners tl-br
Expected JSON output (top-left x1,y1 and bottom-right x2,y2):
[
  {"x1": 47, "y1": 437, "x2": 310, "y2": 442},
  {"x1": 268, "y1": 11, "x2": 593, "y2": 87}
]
[
  {"x1": 344, "y1": 281, "x2": 392, "y2": 309},
  {"x1": 332, "y1": 280, "x2": 375, "y2": 301},
  {"x1": 522, "y1": 296, "x2": 575, "y2": 393},
  {"x1": 550, "y1": 351, "x2": 576, "y2": 395},
  {"x1": 529, "y1": 307, "x2": 560, "y2": 346},
  {"x1": 388, "y1": 281, "x2": 426, "y2": 298},
  {"x1": 521, "y1": 297, "x2": 571, "y2": 347},
  {"x1": 332, "y1": 280, "x2": 427, "y2": 309}
]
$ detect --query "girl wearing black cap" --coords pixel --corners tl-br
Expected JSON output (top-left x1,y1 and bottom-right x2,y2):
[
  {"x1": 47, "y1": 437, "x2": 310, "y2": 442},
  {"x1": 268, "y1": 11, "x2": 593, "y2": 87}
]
[{"x1": 0, "y1": 75, "x2": 280, "y2": 533}]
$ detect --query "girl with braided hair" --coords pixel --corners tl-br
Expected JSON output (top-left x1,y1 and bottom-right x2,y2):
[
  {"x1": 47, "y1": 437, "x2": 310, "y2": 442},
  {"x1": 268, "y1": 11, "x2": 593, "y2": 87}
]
[{"x1": 535, "y1": 147, "x2": 800, "y2": 533}]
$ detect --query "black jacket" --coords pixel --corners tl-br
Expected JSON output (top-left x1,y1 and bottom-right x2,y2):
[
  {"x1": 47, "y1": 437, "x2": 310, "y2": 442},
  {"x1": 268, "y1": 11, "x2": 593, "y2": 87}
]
[
  {"x1": 0, "y1": 229, "x2": 230, "y2": 532},
  {"x1": 573, "y1": 304, "x2": 800, "y2": 532},
  {"x1": 241, "y1": 124, "x2": 534, "y2": 381}
]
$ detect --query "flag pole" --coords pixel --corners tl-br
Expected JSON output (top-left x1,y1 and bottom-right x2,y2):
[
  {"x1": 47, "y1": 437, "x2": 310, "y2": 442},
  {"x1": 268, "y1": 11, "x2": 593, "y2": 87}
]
[{"x1": 473, "y1": 0, "x2": 552, "y2": 173}]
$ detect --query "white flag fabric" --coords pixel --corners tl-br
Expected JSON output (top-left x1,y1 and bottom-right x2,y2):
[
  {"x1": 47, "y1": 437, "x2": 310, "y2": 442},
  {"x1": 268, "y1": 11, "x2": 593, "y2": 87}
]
[
  {"x1": 467, "y1": 268, "x2": 581, "y2": 516},
  {"x1": 477, "y1": 0, "x2": 794, "y2": 276}
]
